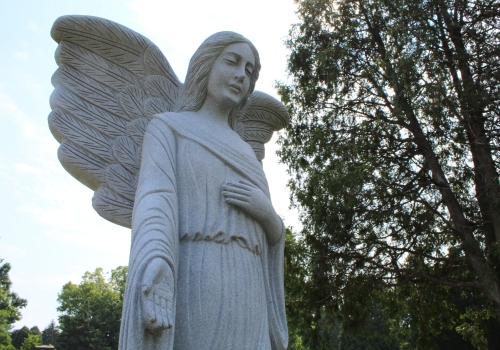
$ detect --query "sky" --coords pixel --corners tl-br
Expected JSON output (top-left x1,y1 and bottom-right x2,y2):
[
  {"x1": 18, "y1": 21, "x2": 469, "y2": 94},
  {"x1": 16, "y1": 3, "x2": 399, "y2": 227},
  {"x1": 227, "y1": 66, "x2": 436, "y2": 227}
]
[{"x1": 0, "y1": 0, "x2": 299, "y2": 331}]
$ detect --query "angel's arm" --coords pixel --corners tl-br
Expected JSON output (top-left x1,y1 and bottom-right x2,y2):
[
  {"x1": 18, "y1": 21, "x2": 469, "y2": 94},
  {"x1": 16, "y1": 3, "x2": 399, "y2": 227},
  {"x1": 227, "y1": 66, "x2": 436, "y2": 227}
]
[{"x1": 129, "y1": 117, "x2": 178, "y2": 331}]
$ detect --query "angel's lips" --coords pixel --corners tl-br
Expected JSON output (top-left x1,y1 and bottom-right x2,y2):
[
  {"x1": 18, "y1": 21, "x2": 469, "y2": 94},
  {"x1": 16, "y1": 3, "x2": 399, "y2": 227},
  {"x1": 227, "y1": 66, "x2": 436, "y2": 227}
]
[{"x1": 228, "y1": 84, "x2": 242, "y2": 93}]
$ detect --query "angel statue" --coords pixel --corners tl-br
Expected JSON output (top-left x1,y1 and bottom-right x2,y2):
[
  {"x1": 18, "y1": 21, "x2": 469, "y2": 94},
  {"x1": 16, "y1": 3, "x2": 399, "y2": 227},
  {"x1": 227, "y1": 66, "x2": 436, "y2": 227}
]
[{"x1": 48, "y1": 15, "x2": 289, "y2": 349}]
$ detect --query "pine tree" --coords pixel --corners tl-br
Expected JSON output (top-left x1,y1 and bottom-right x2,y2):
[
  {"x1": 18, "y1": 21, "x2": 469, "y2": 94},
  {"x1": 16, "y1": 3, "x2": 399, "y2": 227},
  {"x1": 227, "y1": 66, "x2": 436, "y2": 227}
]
[{"x1": 280, "y1": 0, "x2": 500, "y2": 347}]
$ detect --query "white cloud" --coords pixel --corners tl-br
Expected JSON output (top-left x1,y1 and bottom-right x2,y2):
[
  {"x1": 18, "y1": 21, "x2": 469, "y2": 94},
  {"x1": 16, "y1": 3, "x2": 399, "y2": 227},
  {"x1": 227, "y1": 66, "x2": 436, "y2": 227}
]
[
  {"x1": 13, "y1": 51, "x2": 30, "y2": 63},
  {"x1": 13, "y1": 162, "x2": 42, "y2": 175},
  {"x1": 0, "y1": 242, "x2": 28, "y2": 260},
  {"x1": 0, "y1": 89, "x2": 40, "y2": 139},
  {"x1": 27, "y1": 21, "x2": 41, "y2": 34}
]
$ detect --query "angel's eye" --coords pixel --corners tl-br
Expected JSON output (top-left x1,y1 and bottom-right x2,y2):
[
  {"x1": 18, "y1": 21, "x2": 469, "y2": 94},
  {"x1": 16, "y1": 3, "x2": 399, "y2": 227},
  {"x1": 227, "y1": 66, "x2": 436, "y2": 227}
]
[
  {"x1": 245, "y1": 68, "x2": 252, "y2": 76},
  {"x1": 225, "y1": 59, "x2": 236, "y2": 65}
]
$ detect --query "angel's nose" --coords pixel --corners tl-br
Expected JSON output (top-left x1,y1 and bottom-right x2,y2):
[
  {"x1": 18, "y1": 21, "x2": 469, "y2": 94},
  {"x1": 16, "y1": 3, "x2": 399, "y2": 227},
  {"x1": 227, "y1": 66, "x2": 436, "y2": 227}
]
[{"x1": 235, "y1": 66, "x2": 246, "y2": 81}]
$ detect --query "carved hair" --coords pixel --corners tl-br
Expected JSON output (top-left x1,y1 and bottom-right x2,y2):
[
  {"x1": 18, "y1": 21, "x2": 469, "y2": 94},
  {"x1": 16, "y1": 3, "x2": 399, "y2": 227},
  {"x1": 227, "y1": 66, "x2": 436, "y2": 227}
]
[{"x1": 177, "y1": 31, "x2": 261, "y2": 114}]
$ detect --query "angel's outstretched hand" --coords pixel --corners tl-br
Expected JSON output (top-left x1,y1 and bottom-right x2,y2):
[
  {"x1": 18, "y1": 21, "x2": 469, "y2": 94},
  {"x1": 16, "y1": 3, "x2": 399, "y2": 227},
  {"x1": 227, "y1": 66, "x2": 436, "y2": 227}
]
[
  {"x1": 141, "y1": 257, "x2": 174, "y2": 331},
  {"x1": 222, "y1": 181, "x2": 283, "y2": 243}
]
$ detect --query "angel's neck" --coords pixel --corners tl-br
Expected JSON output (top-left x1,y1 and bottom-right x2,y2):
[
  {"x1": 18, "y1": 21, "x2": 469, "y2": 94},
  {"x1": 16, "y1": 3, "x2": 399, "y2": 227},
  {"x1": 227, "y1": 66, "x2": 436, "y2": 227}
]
[{"x1": 195, "y1": 100, "x2": 232, "y2": 129}]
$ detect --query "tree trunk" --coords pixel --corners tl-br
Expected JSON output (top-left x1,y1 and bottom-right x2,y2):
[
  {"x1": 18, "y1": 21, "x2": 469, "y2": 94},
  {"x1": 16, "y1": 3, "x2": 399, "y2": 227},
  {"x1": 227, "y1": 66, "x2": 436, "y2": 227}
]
[
  {"x1": 361, "y1": 0, "x2": 500, "y2": 318},
  {"x1": 438, "y1": 2, "x2": 500, "y2": 258}
]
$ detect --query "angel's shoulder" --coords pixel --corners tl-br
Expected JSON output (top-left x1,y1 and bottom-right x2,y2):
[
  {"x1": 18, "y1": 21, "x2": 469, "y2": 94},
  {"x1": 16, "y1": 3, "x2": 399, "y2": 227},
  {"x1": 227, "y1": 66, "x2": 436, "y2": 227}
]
[
  {"x1": 152, "y1": 111, "x2": 198, "y2": 130},
  {"x1": 142, "y1": 112, "x2": 178, "y2": 142},
  {"x1": 148, "y1": 112, "x2": 181, "y2": 128},
  {"x1": 150, "y1": 111, "x2": 173, "y2": 122}
]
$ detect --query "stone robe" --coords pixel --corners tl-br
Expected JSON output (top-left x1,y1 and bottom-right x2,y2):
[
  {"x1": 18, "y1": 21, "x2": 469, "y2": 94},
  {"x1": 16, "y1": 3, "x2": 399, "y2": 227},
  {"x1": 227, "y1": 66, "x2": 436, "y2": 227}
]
[{"x1": 119, "y1": 113, "x2": 288, "y2": 349}]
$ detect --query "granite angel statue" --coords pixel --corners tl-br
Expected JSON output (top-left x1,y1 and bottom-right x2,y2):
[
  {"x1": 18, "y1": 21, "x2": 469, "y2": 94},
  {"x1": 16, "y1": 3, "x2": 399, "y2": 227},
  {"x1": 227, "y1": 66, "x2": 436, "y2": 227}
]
[{"x1": 48, "y1": 15, "x2": 289, "y2": 349}]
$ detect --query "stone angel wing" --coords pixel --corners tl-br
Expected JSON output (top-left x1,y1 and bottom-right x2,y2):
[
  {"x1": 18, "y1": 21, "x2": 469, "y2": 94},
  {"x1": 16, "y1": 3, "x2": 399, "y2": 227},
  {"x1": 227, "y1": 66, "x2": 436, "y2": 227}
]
[
  {"x1": 48, "y1": 15, "x2": 289, "y2": 228},
  {"x1": 232, "y1": 91, "x2": 290, "y2": 161},
  {"x1": 48, "y1": 15, "x2": 182, "y2": 228}
]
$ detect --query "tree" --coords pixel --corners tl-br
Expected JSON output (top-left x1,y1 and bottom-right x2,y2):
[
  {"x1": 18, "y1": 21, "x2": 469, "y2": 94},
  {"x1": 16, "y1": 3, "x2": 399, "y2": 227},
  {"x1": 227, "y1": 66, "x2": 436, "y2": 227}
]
[
  {"x1": 285, "y1": 228, "x2": 408, "y2": 349},
  {"x1": 11, "y1": 326, "x2": 42, "y2": 349},
  {"x1": 0, "y1": 260, "x2": 27, "y2": 328},
  {"x1": 0, "y1": 327, "x2": 15, "y2": 350},
  {"x1": 41, "y1": 320, "x2": 59, "y2": 348},
  {"x1": 11, "y1": 327, "x2": 30, "y2": 349},
  {"x1": 279, "y1": 0, "x2": 500, "y2": 347},
  {"x1": 19, "y1": 333, "x2": 41, "y2": 350},
  {"x1": 57, "y1": 267, "x2": 127, "y2": 350},
  {"x1": 27, "y1": 327, "x2": 39, "y2": 336},
  {"x1": 0, "y1": 259, "x2": 26, "y2": 350}
]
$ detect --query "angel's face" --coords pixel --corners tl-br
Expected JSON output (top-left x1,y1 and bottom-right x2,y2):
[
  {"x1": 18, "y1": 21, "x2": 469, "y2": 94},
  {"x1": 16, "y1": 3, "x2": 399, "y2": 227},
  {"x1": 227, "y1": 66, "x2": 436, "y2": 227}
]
[{"x1": 206, "y1": 42, "x2": 255, "y2": 109}]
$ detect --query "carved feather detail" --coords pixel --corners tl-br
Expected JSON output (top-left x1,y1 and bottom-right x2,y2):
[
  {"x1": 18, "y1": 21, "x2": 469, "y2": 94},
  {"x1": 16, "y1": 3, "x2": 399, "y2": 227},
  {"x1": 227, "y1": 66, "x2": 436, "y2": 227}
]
[
  {"x1": 127, "y1": 118, "x2": 149, "y2": 146},
  {"x1": 144, "y1": 45, "x2": 181, "y2": 86},
  {"x1": 92, "y1": 186, "x2": 134, "y2": 227},
  {"x1": 234, "y1": 91, "x2": 290, "y2": 160},
  {"x1": 119, "y1": 85, "x2": 147, "y2": 120},
  {"x1": 113, "y1": 136, "x2": 140, "y2": 174},
  {"x1": 51, "y1": 16, "x2": 148, "y2": 77},
  {"x1": 49, "y1": 106, "x2": 115, "y2": 164},
  {"x1": 58, "y1": 141, "x2": 106, "y2": 190},
  {"x1": 53, "y1": 66, "x2": 125, "y2": 118},
  {"x1": 144, "y1": 98, "x2": 173, "y2": 117},
  {"x1": 105, "y1": 164, "x2": 137, "y2": 201},
  {"x1": 246, "y1": 142, "x2": 266, "y2": 161},
  {"x1": 49, "y1": 88, "x2": 128, "y2": 139},
  {"x1": 56, "y1": 41, "x2": 142, "y2": 91},
  {"x1": 144, "y1": 75, "x2": 179, "y2": 107}
]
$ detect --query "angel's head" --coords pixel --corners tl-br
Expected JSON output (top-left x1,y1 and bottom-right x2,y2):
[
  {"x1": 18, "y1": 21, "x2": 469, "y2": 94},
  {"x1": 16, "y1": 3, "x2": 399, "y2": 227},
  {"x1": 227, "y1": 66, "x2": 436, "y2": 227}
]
[{"x1": 177, "y1": 31, "x2": 261, "y2": 114}]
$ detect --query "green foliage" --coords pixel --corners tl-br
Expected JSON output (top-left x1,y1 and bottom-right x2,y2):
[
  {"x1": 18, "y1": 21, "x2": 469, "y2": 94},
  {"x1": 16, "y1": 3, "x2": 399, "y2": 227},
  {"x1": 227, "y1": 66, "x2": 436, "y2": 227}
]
[
  {"x1": 41, "y1": 320, "x2": 59, "y2": 348},
  {"x1": 18, "y1": 333, "x2": 41, "y2": 350},
  {"x1": 11, "y1": 326, "x2": 42, "y2": 349},
  {"x1": 455, "y1": 306, "x2": 495, "y2": 350},
  {"x1": 285, "y1": 228, "x2": 342, "y2": 349},
  {"x1": 0, "y1": 259, "x2": 27, "y2": 350},
  {"x1": 27, "y1": 327, "x2": 39, "y2": 336},
  {"x1": 280, "y1": 0, "x2": 500, "y2": 347},
  {"x1": 0, "y1": 327, "x2": 15, "y2": 350},
  {"x1": 284, "y1": 229, "x2": 318, "y2": 349},
  {"x1": 285, "y1": 229, "x2": 406, "y2": 349},
  {"x1": 57, "y1": 266, "x2": 127, "y2": 350},
  {"x1": 0, "y1": 260, "x2": 27, "y2": 328}
]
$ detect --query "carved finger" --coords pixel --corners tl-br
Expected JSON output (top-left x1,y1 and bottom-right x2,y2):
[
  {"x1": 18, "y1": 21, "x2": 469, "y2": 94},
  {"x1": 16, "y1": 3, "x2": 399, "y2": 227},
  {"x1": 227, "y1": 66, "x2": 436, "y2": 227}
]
[
  {"x1": 144, "y1": 298, "x2": 156, "y2": 326},
  {"x1": 156, "y1": 286, "x2": 170, "y2": 300},
  {"x1": 156, "y1": 297, "x2": 164, "y2": 329},
  {"x1": 225, "y1": 198, "x2": 249, "y2": 208},
  {"x1": 223, "y1": 190, "x2": 250, "y2": 199},
  {"x1": 224, "y1": 193, "x2": 250, "y2": 202},
  {"x1": 223, "y1": 187, "x2": 251, "y2": 197},
  {"x1": 167, "y1": 304, "x2": 174, "y2": 328},
  {"x1": 154, "y1": 291, "x2": 162, "y2": 328},
  {"x1": 161, "y1": 297, "x2": 169, "y2": 328},
  {"x1": 143, "y1": 280, "x2": 153, "y2": 294},
  {"x1": 226, "y1": 182, "x2": 253, "y2": 191},
  {"x1": 222, "y1": 186, "x2": 251, "y2": 196},
  {"x1": 142, "y1": 281, "x2": 154, "y2": 324}
]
